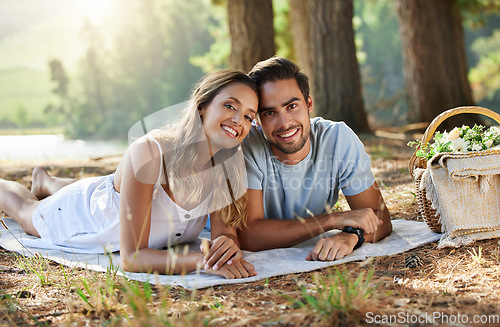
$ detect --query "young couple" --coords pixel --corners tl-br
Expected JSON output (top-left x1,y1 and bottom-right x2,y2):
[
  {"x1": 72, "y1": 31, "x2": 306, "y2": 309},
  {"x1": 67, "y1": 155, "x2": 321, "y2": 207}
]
[{"x1": 0, "y1": 57, "x2": 392, "y2": 279}]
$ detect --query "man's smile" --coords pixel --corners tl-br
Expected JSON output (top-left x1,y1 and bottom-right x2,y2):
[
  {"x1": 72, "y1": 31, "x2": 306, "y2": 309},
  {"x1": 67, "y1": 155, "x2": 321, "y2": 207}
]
[{"x1": 274, "y1": 126, "x2": 300, "y2": 141}]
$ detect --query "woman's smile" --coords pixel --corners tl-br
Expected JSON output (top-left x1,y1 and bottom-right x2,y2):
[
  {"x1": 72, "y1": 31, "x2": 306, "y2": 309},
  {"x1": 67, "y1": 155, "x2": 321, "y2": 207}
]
[{"x1": 221, "y1": 124, "x2": 239, "y2": 138}]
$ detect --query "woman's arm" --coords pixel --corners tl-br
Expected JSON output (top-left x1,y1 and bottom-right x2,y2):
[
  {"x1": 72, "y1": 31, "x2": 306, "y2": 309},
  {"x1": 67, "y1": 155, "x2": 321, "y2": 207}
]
[
  {"x1": 117, "y1": 139, "x2": 204, "y2": 274},
  {"x1": 117, "y1": 139, "x2": 248, "y2": 278},
  {"x1": 202, "y1": 210, "x2": 256, "y2": 277}
]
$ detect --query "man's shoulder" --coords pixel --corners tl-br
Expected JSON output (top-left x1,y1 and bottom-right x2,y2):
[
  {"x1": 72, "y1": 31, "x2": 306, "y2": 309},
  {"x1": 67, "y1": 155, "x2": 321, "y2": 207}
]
[
  {"x1": 243, "y1": 124, "x2": 265, "y2": 146},
  {"x1": 310, "y1": 117, "x2": 353, "y2": 140},
  {"x1": 242, "y1": 124, "x2": 269, "y2": 159}
]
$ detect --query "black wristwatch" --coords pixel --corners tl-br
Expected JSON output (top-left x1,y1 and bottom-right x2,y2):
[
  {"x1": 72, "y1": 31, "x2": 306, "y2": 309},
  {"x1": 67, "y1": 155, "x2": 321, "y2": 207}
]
[{"x1": 342, "y1": 226, "x2": 365, "y2": 250}]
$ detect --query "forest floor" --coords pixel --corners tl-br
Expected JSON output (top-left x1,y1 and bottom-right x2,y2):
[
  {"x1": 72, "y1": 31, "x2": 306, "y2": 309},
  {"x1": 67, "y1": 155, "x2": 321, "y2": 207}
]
[{"x1": 1, "y1": 133, "x2": 500, "y2": 326}]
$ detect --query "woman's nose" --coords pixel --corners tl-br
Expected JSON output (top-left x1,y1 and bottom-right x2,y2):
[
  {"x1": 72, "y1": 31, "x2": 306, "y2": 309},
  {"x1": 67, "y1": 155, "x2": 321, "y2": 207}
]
[{"x1": 231, "y1": 113, "x2": 242, "y2": 126}]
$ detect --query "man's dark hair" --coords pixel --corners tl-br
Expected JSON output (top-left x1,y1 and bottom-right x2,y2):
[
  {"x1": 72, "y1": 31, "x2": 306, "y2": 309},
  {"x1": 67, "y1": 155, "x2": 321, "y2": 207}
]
[{"x1": 248, "y1": 57, "x2": 310, "y2": 103}]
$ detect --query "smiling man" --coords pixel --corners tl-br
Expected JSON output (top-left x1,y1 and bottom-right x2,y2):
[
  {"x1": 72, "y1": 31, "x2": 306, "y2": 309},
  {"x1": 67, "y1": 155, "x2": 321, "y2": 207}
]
[{"x1": 238, "y1": 57, "x2": 392, "y2": 261}]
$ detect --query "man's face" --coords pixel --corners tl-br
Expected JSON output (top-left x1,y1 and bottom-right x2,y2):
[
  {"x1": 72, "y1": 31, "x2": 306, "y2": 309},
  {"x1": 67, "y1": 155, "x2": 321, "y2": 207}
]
[{"x1": 257, "y1": 78, "x2": 313, "y2": 163}]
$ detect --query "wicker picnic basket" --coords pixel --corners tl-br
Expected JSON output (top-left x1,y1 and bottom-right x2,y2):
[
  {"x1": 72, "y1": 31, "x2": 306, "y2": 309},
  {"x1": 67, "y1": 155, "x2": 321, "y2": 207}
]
[{"x1": 408, "y1": 106, "x2": 500, "y2": 240}]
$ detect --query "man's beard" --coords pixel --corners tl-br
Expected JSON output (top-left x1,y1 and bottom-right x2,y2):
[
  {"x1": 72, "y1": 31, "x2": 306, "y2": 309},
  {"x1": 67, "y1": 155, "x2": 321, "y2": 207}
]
[{"x1": 268, "y1": 124, "x2": 310, "y2": 154}]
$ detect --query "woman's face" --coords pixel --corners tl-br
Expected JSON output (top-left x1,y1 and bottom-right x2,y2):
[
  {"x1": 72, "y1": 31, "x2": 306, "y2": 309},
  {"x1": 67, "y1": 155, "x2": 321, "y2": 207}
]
[{"x1": 199, "y1": 82, "x2": 258, "y2": 151}]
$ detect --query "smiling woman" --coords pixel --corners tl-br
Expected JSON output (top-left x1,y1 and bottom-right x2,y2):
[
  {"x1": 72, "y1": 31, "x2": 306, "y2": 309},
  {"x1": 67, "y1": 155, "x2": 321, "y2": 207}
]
[{"x1": 0, "y1": 70, "x2": 258, "y2": 280}]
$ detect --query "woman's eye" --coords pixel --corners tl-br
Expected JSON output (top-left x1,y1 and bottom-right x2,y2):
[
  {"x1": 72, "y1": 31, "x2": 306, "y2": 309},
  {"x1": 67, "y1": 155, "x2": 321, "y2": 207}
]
[{"x1": 245, "y1": 115, "x2": 253, "y2": 122}]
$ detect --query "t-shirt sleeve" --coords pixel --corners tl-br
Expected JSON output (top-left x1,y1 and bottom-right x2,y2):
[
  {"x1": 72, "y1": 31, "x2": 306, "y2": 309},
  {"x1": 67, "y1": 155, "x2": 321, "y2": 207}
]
[
  {"x1": 242, "y1": 134, "x2": 264, "y2": 191},
  {"x1": 335, "y1": 123, "x2": 375, "y2": 196}
]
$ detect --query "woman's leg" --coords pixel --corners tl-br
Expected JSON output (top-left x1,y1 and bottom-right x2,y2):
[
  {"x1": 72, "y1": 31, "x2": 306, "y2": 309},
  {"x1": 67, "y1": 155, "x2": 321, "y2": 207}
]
[
  {"x1": 31, "y1": 167, "x2": 75, "y2": 200},
  {"x1": 0, "y1": 178, "x2": 40, "y2": 237}
]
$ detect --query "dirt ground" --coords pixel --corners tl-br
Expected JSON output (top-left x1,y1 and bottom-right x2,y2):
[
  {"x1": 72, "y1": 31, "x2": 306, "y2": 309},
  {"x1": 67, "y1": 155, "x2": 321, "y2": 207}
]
[{"x1": 1, "y1": 134, "x2": 500, "y2": 326}]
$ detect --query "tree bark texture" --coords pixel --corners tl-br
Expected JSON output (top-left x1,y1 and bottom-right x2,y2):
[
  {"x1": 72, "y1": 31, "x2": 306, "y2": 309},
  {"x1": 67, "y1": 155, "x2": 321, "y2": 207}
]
[
  {"x1": 396, "y1": 0, "x2": 479, "y2": 129},
  {"x1": 227, "y1": 0, "x2": 275, "y2": 72},
  {"x1": 289, "y1": 0, "x2": 311, "y2": 76},
  {"x1": 290, "y1": 0, "x2": 369, "y2": 133}
]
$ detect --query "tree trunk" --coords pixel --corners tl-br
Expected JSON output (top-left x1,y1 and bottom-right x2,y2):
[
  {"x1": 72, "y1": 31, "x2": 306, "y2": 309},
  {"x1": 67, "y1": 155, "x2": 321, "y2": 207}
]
[
  {"x1": 289, "y1": 0, "x2": 311, "y2": 76},
  {"x1": 290, "y1": 0, "x2": 369, "y2": 133},
  {"x1": 227, "y1": 0, "x2": 275, "y2": 72},
  {"x1": 396, "y1": 0, "x2": 479, "y2": 129}
]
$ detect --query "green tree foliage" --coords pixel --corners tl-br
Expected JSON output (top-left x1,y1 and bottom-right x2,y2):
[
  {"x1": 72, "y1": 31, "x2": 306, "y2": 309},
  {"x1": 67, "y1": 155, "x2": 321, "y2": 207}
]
[
  {"x1": 458, "y1": 0, "x2": 500, "y2": 28},
  {"x1": 45, "y1": 59, "x2": 74, "y2": 127},
  {"x1": 470, "y1": 28, "x2": 500, "y2": 107},
  {"x1": 191, "y1": 2, "x2": 230, "y2": 72},
  {"x1": 192, "y1": 0, "x2": 293, "y2": 72},
  {"x1": 52, "y1": 0, "x2": 213, "y2": 139},
  {"x1": 354, "y1": 0, "x2": 406, "y2": 126},
  {"x1": 462, "y1": 0, "x2": 500, "y2": 112},
  {"x1": 273, "y1": 0, "x2": 294, "y2": 60}
]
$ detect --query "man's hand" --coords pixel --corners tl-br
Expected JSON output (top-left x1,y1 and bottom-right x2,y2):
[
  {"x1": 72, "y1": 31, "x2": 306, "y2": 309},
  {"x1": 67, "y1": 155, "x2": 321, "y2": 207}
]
[
  {"x1": 305, "y1": 232, "x2": 359, "y2": 261},
  {"x1": 332, "y1": 208, "x2": 383, "y2": 234},
  {"x1": 201, "y1": 235, "x2": 242, "y2": 271},
  {"x1": 204, "y1": 259, "x2": 257, "y2": 279}
]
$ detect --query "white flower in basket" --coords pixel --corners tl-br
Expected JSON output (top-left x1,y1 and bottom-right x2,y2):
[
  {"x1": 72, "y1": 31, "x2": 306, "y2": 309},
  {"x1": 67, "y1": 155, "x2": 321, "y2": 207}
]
[{"x1": 450, "y1": 138, "x2": 468, "y2": 152}]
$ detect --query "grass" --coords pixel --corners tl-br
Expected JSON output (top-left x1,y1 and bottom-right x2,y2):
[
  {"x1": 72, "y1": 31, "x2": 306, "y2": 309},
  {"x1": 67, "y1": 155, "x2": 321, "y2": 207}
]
[
  {"x1": 15, "y1": 253, "x2": 57, "y2": 287},
  {"x1": 0, "y1": 68, "x2": 55, "y2": 124},
  {"x1": 70, "y1": 256, "x2": 206, "y2": 326},
  {"x1": 288, "y1": 266, "x2": 377, "y2": 325},
  {"x1": 468, "y1": 246, "x2": 485, "y2": 266},
  {"x1": 6, "y1": 249, "x2": 383, "y2": 326}
]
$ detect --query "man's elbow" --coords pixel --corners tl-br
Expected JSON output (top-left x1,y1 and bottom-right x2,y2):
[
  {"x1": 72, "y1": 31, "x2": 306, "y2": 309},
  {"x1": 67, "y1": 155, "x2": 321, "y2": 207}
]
[
  {"x1": 371, "y1": 219, "x2": 393, "y2": 243},
  {"x1": 237, "y1": 230, "x2": 255, "y2": 251},
  {"x1": 237, "y1": 227, "x2": 262, "y2": 252}
]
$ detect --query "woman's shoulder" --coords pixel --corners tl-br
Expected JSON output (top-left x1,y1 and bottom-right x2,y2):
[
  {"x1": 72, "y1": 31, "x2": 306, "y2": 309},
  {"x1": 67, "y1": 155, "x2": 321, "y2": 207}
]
[
  {"x1": 125, "y1": 135, "x2": 168, "y2": 185},
  {"x1": 129, "y1": 134, "x2": 175, "y2": 156}
]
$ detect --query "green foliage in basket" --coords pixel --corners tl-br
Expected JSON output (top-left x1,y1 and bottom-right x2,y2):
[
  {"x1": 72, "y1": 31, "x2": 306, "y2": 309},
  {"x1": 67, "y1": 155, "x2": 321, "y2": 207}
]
[{"x1": 408, "y1": 125, "x2": 500, "y2": 160}]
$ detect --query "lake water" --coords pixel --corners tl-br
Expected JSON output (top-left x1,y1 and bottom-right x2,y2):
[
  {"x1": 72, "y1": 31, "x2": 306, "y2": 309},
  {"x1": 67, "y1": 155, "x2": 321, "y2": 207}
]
[{"x1": 0, "y1": 134, "x2": 127, "y2": 161}]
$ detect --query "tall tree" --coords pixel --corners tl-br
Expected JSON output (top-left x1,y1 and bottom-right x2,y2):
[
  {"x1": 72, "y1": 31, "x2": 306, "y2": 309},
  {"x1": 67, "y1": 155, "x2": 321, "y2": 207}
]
[
  {"x1": 289, "y1": 0, "x2": 311, "y2": 75},
  {"x1": 289, "y1": 0, "x2": 370, "y2": 133},
  {"x1": 396, "y1": 0, "x2": 480, "y2": 128},
  {"x1": 227, "y1": 0, "x2": 275, "y2": 72}
]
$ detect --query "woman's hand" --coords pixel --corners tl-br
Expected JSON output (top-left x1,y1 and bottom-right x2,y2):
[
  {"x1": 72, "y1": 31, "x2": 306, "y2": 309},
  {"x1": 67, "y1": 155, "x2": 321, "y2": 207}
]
[
  {"x1": 201, "y1": 235, "x2": 242, "y2": 271},
  {"x1": 204, "y1": 258, "x2": 256, "y2": 279}
]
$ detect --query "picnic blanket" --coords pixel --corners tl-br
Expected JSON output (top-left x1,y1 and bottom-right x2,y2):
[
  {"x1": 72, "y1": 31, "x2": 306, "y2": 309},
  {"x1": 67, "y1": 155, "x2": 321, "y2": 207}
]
[{"x1": 0, "y1": 218, "x2": 440, "y2": 289}]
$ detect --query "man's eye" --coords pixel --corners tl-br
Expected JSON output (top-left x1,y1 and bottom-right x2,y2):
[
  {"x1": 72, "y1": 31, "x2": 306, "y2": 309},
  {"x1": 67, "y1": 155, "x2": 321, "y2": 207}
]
[
  {"x1": 264, "y1": 111, "x2": 274, "y2": 116},
  {"x1": 289, "y1": 103, "x2": 297, "y2": 109}
]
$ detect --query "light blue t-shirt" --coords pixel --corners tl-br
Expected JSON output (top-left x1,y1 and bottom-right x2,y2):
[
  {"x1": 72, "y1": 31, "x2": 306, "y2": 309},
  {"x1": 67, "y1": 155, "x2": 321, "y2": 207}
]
[{"x1": 242, "y1": 117, "x2": 375, "y2": 220}]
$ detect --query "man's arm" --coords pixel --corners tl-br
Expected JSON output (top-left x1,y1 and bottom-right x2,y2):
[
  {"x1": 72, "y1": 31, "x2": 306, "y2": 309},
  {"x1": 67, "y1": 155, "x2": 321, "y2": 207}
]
[
  {"x1": 237, "y1": 188, "x2": 383, "y2": 252},
  {"x1": 345, "y1": 182, "x2": 392, "y2": 242},
  {"x1": 306, "y1": 182, "x2": 392, "y2": 261}
]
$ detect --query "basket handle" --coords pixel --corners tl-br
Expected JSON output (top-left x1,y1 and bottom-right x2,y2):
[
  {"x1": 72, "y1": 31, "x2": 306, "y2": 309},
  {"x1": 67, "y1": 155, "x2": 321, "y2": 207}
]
[{"x1": 409, "y1": 106, "x2": 500, "y2": 175}]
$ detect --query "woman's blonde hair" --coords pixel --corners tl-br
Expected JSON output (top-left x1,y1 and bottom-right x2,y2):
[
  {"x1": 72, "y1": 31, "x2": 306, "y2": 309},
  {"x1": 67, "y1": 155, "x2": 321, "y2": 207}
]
[{"x1": 151, "y1": 70, "x2": 257, "y2": 229}]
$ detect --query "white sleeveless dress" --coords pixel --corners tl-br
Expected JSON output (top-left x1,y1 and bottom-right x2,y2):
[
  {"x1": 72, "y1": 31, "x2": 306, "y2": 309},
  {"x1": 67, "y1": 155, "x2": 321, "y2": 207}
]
[{"x1": 27, "y1": 137, "x2": 210, "y2": 253}]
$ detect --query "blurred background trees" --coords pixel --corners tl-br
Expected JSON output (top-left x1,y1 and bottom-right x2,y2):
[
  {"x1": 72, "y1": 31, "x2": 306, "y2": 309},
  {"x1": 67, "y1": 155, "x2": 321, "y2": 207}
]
[
  {"x1": 396, "y1": 0, "x2": 479, "y2": 130},
  {"x1": 227, "y1": 0, "x2": 275, "y2": 72},
  {"x1": 1, "y1": 0, "x2": 500, "y2": 139},
  {"x1": 291, "y1": 0, "x2": 369, "y2": 133}
]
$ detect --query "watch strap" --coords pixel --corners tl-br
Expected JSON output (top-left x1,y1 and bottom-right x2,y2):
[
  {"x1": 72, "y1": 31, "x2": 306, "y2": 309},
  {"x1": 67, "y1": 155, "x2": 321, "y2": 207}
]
[{"x1": 342, "y1": 226, "x2": 365, "y2": 250}]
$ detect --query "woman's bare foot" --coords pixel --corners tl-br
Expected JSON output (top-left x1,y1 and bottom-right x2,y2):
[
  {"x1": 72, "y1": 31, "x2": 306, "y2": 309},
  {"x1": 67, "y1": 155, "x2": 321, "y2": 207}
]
[
  {"x1": 31, "y1": 167, "x2": 76, "y2": 200},
  {"x1": 31, "y1": 167, "x2": 52, "y2": 200}
]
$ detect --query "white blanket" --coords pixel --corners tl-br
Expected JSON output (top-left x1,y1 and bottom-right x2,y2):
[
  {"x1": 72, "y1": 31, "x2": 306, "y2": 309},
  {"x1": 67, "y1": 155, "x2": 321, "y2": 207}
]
[{"x1": 0, "y1": 219, "x2": 440, "y2": 289}]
